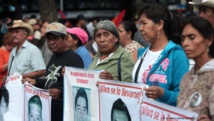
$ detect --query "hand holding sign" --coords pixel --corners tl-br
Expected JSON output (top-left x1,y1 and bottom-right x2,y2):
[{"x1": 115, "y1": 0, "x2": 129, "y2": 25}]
[
  {"x1": 99, "y1": 71, "x2": 114, "y2": 80},
  {"x1": 144, "y1": 86, "x2": 164, "y2": 99},
  {"x1": 22, "y1": 78, "x2": 36, "y2": 85},
  {"x1": 49, "y1": 88, "x2": 61, "y2": 100},
  {"x1": 198, "y1": 114, "x2": 211, "y2": 121}
]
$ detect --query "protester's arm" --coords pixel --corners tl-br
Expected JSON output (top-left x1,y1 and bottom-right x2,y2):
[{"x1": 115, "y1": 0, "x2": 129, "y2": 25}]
[
  {"x1": 22, "y1": 78, "x2": 36, "y2": 85},
  {"x1": 159, "y1": 50, "x2": 189, "y2": 106},
  {"x1": 132, "y1": 49, "x2": 138, "y2": 62},
  {"x1": 22, "y1": 70, "x2": 46, "y2": 79},
  {"x1": 99, "y1": 71, "x2": 114, "y2": 80},
  {"x1": 49, "y1": 88, "x2": 61, "y2": 100},
  {"x1": 120, "y1": 52, "x2": 135, "y2": 82},
  {"x1": 23, "y1": 77, "x2": 47, "y2": 89},
  {"x1": 28, "y1": 46, "x2": 46, "y2": 78}
]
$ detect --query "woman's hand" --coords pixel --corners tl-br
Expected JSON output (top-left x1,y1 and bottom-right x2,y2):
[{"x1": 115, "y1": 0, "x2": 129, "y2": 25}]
[
  {"x1": 198, "y1": 114, "x2": 211, "y2": 121},
  {"x1": 144, "y1": 86, "x2": 164, "y2": 99},
  {"x1": 99, "y1": 71, "x2": 114, "y2": 80}
]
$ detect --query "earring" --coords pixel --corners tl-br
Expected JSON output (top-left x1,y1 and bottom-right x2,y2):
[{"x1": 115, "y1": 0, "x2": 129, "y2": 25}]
[
  {"x1": 207, "y1": 46, "x2": 210, "y2": 52},
  {"x1": 157, "y1": 31, "x2": 160, "y2": 39}
]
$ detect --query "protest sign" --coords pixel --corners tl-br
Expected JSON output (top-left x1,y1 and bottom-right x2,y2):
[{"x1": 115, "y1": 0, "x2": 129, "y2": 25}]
[
  {"x1": 24, "y1": 84, "x2": 51, "y2": 121},
  {"x1": 141, "y1": 97, "x2": 198, "y2": 121},
  {"x1": 3, "y1": 73, "x2": 24, "y2": 121},
  {"x1": 98, "y1": 79, "x2": 148, "y2": 121},
  {"x1": 64, "y1": 67, "x2": 100, "y2": 121}
]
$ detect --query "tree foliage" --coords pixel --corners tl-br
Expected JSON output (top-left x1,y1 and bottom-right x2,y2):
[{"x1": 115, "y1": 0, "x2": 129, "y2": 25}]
[{"x1": 38, "y1": 0, "x2": 58, "y2": 22}]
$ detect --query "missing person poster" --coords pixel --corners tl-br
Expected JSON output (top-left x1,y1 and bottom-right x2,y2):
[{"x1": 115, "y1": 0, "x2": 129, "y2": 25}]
[
  {"x1": 64, "y1": 67, "x2": 100, "y2": 121},
  {"x1": 3, "y1": 73, "x2": 24, "y2": 121},
  {"x1": 141, "y1": 97, "x2": 198, "y2": 121},
  {"x1": 98, "y1": 79, "x2": 148, "y2": 121},
  {"x1": 24, "y1": 84, "x2": 52, "y2": 121}
]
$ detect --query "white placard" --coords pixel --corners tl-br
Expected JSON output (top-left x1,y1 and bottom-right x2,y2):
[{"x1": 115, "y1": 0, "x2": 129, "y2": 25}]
[
  {"x1": 141, "y1": 97, "x2": 199, "y2": 121},
  {"x1": 24, "y1": 84, "x2": 51, "y2": 121},
  {"x1": 64, "y1": 67, "x2": 100, "y2": 121}
]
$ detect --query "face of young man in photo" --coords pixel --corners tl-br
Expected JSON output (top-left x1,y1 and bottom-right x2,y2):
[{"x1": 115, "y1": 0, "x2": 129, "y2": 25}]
[
  {"x1": 28, "y1": 103, "x2": 42, "y2": 121},
  {"x1": 112, "y1": 109, "x2": 129, "y2": 121},
  {"x1": 75, "y1": 97, "x2": 88, "y2": 121}
]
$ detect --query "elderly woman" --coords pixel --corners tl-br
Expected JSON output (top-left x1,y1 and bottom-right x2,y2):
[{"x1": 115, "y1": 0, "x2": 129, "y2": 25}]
[
  {"x1": 132, "y1": 4, "x2": 189, "y2": 106},
  {"x1": 177, "y1": 16, "x2": 214, "y2": 121},
  {"x1": 89, "y1": 20, "x2": 135, "y2": 82},
  {"x1": 118, "y1": 21, "x2": 142, "y2": 62}
]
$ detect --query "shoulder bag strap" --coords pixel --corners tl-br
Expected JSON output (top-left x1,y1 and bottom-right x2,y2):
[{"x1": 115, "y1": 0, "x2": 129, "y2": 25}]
[
  {"x1": 134, "y1": 50, "x2": 148, "y2": 83},
  {"x1": 118, "y1": 51, "x2": 124, "y2": 81},
  {"x1": 7, "y1": 56, "x2": 14, "y2": 76}
]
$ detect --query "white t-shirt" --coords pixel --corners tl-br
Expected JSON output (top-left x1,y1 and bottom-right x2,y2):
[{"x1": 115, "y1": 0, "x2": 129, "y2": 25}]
[
  {"x1": 189, "y1": 59, "x2": 195, "y2": 71},
  {"x1": 132, "y1": 49, "x2": 163, "y2": 83}
]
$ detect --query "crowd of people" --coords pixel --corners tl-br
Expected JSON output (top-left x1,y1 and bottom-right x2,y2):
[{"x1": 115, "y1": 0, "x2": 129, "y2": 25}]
[{"x1": 0, "y1": 0, "x2": 214, "y2": 121}]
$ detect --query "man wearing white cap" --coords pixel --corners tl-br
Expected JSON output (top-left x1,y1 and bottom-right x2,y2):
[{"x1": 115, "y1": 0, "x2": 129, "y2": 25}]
[
  {"x1": 8, "y1": 20, "x2": 46, "y2": 78},
  {"x1": 189, "y1": 0, "x2": 214, "y2": 28},
  {"x1": 23, "y1": 22, "x2": 84, "y2": 121}
]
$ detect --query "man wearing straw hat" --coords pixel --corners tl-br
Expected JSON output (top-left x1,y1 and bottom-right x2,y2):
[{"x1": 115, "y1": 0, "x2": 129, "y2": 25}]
[
  {"x1": 189, "y1": 0, "x2": 214, "y2": 28},
  {"x1": 7, "y1": 20, "x2": 46, "y2": 78}
]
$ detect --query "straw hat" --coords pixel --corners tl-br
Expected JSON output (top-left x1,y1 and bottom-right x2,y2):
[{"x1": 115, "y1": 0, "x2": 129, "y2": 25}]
[
  {"x1": 8, "y1": 20, "x2": 34, "y2": 36},
  {"x1": 28, "y1": 18, "x2": 37, "y2": 25},
  {"x1": 189, "y1": 0, "x2": 214, "y2": 8}
]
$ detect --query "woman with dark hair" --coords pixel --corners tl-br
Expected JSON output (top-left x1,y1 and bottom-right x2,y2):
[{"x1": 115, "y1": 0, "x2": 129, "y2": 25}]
[
  {"x1": 66, "y1": 27, "x2": 93, "y2": 69},
  {"x1": 177, "y1": 16, "x2": 214, "y2": 121},
  {"x1": 118, "y1": 21, "x2": 142, "y2": 62},
  {"x1": 89, "y1": 20, "x2": 135, "y2": 82},
  {"x1": 132, "y1": 3, "x2": 189, "y2": 106}
]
